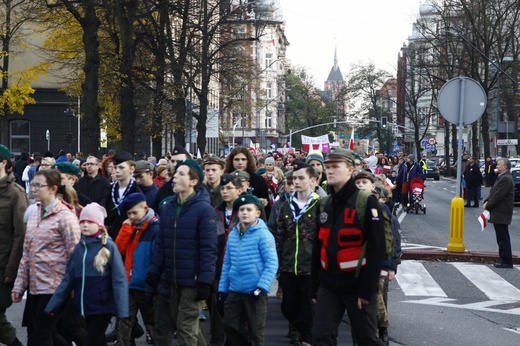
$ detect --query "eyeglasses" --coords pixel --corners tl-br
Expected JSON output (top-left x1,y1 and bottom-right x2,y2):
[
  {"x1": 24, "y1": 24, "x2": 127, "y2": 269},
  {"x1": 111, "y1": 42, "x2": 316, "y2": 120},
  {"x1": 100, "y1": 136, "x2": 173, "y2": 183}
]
[
  {"x1": 40, "y1": 164, "x2": 51, "y2": 167},
  {"x1": 85, "y1": 162, "x2": 98, "y2": 166},
  {"x1": 30, "y1": 183, "x2": 49, "y2": 190}
]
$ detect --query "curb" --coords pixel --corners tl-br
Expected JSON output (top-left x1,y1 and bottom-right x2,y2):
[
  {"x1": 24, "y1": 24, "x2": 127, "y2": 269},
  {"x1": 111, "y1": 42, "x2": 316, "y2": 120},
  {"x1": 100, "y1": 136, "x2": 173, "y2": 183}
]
[{"x1": 402, "y1": 249, "x2": 520, "y2": 264}]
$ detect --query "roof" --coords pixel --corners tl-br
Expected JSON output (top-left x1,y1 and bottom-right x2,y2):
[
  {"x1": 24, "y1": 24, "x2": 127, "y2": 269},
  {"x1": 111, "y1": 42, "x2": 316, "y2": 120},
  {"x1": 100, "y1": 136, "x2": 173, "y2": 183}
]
[{"x1": 327, "y1": 65, "x2": 344, "y2": 81}]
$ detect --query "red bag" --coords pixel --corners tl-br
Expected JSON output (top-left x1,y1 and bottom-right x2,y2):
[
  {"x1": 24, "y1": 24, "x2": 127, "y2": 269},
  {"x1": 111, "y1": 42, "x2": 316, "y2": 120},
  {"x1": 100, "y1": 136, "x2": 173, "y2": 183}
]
[{"x1": 402, "y1": 181, "x2": 410, "y2": 194}]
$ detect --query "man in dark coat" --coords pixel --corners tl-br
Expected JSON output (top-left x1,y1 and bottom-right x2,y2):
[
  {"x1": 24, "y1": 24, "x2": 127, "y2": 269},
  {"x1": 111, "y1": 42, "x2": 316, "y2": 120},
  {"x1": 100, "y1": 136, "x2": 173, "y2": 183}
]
[
  {"x1": 13, "y1": 151, "x2": 29, "y2": 189},
  {"x1": 76, "y1": 156, "x2": 111, "y2": 204},
  {"x1": 484, "y1": 158, "x2": 515, "y2": 268},
  {"x1": 464, "y1": 156, "x2": 482, "y2": 208}
]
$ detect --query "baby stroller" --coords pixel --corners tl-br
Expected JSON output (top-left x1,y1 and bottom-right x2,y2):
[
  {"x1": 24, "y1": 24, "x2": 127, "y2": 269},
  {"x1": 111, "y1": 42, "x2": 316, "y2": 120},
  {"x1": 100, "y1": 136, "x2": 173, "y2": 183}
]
[{"x1": 407, "y1": 178, "x2": 426, "y2": 214}]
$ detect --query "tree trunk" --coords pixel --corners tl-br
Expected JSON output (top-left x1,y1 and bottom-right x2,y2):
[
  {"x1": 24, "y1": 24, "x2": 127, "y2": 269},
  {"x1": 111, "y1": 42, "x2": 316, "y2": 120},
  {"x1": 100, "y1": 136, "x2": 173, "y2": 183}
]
[
  {"x1": 117, "y1": 0, "x2": 137, "y2": 154},
  {"x1": 80, "y1": 3, "x2": 101, "y2": 157},
  {"x1": 481, "y1": 110, "x2": 491, "y2": 160},
  {"x1": 471, "y1": 122, "x2": 478, "y2": 158}
]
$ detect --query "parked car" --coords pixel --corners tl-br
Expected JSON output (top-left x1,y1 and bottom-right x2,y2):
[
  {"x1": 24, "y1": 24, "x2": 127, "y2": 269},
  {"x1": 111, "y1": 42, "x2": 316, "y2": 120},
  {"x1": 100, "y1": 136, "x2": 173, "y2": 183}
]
[
  {"x1": 511, "y1": 167, "x2": 520, "y2": 203},
  {"x1": 425, "y1": 160, "x2": 440, "y2": 181}
]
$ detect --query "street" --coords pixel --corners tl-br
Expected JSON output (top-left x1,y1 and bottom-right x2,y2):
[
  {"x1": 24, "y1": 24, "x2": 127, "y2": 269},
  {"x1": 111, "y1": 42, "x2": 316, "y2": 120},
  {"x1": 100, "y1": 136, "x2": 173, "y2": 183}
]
[{"x1": 5, "y1": 177, "x2": 520, "y2": 345}]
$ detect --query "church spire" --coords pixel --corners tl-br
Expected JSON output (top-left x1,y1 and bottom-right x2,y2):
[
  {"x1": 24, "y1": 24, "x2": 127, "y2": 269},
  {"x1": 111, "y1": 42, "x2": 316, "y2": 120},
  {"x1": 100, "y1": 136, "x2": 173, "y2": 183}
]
[{"x1": 334, "y1": 42, "x2": 338, "y2": 71}]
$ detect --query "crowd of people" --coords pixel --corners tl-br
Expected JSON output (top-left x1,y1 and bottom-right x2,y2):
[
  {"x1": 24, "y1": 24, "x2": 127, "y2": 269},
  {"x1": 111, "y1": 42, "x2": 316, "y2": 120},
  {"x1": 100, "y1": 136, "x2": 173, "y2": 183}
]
[{"x1": 0, "y1": 143, "x2": 428, "y2": 346}]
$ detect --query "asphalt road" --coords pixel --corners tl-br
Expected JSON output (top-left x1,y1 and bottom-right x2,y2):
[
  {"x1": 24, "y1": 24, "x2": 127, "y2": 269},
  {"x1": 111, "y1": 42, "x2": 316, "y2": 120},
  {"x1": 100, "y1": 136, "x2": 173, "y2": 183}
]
[{"x1": 5, "y1": 176, "x2": 520, "y2": 345}]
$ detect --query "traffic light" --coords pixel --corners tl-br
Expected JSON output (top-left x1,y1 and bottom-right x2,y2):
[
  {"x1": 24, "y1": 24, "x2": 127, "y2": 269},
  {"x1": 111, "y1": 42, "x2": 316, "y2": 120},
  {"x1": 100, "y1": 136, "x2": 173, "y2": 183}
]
[{"x1": 381, "y1": 117, "x2": 387, "y2": 129}]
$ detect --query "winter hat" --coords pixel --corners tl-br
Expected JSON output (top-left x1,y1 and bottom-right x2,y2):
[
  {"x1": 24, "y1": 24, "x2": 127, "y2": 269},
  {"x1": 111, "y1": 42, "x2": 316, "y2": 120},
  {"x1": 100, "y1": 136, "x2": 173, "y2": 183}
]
[
  {"x1": 265, "y1": 157, "x2": 275, "y2": 165},
  {"x1": 408, "y1": 154, "x2": 415, "y2": 161},
  {"x1": 306, "y1": 150, "x2": 324, "y2": 165},
  {"x1": 256, "y1": 167, "x2": 266, "y2": 175},
  {"x1": 79, "y1": 203, "x2": 107, "y2": 227}
]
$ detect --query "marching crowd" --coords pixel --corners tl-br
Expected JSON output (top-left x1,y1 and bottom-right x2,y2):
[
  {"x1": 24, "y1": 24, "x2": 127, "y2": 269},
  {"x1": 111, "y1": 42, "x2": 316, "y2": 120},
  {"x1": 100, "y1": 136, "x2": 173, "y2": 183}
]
[{"x1": 0, "y1": 143, "x2": 420, "y2": 346}]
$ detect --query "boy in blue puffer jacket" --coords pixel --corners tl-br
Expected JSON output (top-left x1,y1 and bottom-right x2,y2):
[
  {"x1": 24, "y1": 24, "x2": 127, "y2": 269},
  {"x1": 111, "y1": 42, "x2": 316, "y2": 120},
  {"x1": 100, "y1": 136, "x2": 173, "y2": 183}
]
[{"x1": 218, "y1": 194, "x2": 278, "y2": 346}]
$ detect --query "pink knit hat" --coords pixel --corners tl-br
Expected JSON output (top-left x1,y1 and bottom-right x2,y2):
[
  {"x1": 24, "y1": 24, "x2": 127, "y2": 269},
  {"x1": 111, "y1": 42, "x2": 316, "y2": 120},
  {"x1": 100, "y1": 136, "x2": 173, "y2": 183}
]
[{"x1": 79, "y1": 203, "x2": 107, "y2": 227}]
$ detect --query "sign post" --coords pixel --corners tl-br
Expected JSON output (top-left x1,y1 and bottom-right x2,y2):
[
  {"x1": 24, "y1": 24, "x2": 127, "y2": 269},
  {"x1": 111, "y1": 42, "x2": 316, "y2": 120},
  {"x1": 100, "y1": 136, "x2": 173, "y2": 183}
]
[{"x1": 438, "y1": 77, "x2": 487, "y2": 253}]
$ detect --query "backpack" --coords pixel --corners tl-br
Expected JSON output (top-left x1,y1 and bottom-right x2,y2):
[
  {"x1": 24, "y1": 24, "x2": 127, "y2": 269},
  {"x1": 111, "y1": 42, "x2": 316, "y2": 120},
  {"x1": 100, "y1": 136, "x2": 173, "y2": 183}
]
[{"x1": 319, "y1": 190, "x2": 395, "y2": 277}]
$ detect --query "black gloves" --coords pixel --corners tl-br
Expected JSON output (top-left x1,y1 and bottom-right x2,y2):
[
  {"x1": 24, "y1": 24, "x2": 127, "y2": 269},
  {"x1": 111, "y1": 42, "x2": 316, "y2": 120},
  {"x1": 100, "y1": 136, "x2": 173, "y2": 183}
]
[
  {"x1": 195, "y1": 282, "x2": 210, "y2": 301},
  {"x1": 146, "y1": 272, "x2": 160, "y2": 289},
  {"x1": 249, "y1": 288, "x2": 266, "y2": 301}
]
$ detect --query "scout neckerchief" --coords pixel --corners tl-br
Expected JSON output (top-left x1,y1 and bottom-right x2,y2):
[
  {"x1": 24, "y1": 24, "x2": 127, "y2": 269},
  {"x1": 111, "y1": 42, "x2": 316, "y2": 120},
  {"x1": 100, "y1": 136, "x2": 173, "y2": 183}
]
[
  {"x1": 289, "y1": 190, "x2": 315, "y2": 222},
  {"x1": 111, "y1": 178, "x2": 135, "y2": 215}
]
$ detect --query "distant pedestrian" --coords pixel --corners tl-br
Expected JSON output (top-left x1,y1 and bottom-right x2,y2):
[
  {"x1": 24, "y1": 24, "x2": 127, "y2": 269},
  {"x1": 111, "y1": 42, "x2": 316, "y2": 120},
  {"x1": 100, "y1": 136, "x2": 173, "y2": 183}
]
[{"x1": 483, "y1": 158, "x2": 515, "y2": 268}]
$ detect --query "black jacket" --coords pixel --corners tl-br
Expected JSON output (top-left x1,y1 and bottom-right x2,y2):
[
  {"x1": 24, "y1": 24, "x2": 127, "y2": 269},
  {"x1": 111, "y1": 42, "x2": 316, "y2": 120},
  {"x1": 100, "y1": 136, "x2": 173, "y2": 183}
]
[
  {"x1": 76, "y1": 172, "x2": 111, "y2": 204},
  {"x1": 311, "y1": 178, "x2": 385, "y2": 301},
  {"x1": 102, "y1": 181, "x2": 142, "y2": 239}
]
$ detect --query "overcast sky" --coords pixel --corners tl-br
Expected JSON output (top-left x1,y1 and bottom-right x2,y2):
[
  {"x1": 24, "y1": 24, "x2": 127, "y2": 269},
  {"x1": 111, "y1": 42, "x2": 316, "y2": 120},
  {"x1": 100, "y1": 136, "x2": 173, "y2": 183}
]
[{"x1": 279, "y1": 0, "x2": 423, "y2": 88}]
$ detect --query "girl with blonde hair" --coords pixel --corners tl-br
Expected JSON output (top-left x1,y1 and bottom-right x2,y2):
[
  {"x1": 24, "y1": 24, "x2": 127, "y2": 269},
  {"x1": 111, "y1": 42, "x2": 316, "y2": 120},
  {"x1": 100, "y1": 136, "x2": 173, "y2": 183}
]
[{"x1": 45, "y1": 203, "x2": 128, "y2": 345}]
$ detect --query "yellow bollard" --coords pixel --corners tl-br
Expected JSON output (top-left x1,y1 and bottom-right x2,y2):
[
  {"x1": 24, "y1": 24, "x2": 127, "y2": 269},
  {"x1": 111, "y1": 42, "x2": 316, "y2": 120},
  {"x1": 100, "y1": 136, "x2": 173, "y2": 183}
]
[{"x1": 447, "y1": 196, "x2": 466, "y2": 252}]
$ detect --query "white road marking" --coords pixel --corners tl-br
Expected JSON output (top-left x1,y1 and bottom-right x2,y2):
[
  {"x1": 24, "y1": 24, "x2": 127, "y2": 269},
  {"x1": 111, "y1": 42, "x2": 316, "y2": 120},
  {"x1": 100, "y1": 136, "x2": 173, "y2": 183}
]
[
  {"x1": 395, "y1": 260, "x2": 447, "y2": 297},
  {"x1": 451, "y1": 263, "x2": 520, "y2": 302},
  {"x1": 405, "y1": 297, "x2": 520, "y2": 316}
]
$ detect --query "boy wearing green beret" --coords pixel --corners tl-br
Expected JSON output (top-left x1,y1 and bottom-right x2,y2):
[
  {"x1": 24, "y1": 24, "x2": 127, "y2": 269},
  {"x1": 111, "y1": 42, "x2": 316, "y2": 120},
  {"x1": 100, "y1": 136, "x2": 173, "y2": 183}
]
[{"x1": 218, "y1": 194, "x2": 278, "y2": 346}]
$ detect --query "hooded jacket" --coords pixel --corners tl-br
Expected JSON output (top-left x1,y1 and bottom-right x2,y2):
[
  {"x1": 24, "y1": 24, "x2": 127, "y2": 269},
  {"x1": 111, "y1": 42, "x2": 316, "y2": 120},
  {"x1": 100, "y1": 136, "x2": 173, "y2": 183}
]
[
  {"x1": 218, "y1": 219, "x2": 278, "y2": 294},
  {"x1": 45, "y1": 235, "x2": 129, "y2": 318}
]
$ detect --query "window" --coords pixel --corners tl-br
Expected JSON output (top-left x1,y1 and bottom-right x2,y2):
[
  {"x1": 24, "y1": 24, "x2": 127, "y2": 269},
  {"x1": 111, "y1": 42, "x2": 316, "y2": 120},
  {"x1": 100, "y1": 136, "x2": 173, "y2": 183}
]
[
  {"x1": 10, "y1": 120, "x2": 30, "y2": 154},
  {"x1": 265, "y1": 53, "x2": 273, "y2": 69},
  {"x1": 266, "y1": 83, "x2": 272, "y2": 99},
  {"x1": 265, "y1": 113, "x2": 272, "y2": 128}
]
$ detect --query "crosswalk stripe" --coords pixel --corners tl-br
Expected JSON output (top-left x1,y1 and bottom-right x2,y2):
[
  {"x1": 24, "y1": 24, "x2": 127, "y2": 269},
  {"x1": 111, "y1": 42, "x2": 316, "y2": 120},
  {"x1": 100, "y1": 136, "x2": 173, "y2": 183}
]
[
  {"x1": 450, "y1": 262, "x2": 520, "y2": 302},
  {"x1": 395, "y1": 260, "x2": 447, "y2": 297}
]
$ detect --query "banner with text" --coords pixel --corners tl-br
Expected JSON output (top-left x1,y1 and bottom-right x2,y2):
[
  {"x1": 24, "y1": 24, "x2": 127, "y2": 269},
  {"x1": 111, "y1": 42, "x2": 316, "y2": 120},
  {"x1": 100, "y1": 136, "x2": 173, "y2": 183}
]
[{"x1": 301, "y1": 134, "x2": 330, "y2": 153}]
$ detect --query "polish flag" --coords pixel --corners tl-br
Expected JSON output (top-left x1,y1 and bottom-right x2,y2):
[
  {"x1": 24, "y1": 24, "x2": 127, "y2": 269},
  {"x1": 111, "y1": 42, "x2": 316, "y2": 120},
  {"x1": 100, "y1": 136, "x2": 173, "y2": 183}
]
[
  {"x1": 478, "y1": 210, "x2": 490, "y2": 232},
  {"x1": 349, "y1": 128, "x2": 355, "y2": 150}
]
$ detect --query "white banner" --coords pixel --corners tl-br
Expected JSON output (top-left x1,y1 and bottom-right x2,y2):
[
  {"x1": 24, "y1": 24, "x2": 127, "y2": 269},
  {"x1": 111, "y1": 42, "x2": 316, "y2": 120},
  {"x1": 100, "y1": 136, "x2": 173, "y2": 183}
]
[{"x1": 301, "y1": 134, "x2": 330, "y2": 153}]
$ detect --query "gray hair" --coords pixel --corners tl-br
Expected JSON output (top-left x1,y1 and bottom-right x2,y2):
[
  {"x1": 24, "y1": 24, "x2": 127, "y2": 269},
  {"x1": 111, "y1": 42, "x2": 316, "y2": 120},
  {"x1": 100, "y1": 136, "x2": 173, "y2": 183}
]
[{"x1": 499, "y1": 158, "x2": 511, "y2": 170}]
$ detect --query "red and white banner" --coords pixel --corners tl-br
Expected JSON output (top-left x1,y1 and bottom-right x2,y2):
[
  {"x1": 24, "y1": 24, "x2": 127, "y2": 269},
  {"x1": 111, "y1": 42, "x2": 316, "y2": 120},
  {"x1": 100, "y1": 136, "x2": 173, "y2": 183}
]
[
  {"x1": 478, "y1": 210, "x2": 490, "y2": 232},
  {"x1": 301, "y1": 134, "x2": 330, "y2": 153}
]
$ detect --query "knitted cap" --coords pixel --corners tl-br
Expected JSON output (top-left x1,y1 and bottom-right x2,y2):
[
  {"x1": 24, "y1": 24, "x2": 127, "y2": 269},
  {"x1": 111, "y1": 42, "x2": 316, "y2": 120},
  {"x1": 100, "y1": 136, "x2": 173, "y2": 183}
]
[
  {"x1": 79, "y1": 203, "x2": 107, "y2": 227},
  {"x1": 265, "y1": 157, "x2": 275, "y2": 165},
  {"x1": 306, "y1": 150, "x2": 324, "y2": 165}
]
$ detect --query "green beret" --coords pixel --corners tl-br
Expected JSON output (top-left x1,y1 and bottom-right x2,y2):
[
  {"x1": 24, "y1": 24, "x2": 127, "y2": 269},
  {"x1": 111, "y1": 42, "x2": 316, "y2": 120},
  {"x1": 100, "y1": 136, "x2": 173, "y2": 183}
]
[
  {"x1": 231, "y1": 170, "x2": 250, "y2": 180},
  {"x1": 0, "y1": 144, "x2": 10, "y2": 161},
  {"x1": 256, "y1": 167, "x2": 266, "y2": 175},
  {"x1": 175, "y1": 159, "x2": 204, "y2": 182},
  {"x1": 52, "y1": 162, "x2": 80, "y2": 177},
  {"x1": 233, "y1": 194, "x2": 262, "y2": 211}
]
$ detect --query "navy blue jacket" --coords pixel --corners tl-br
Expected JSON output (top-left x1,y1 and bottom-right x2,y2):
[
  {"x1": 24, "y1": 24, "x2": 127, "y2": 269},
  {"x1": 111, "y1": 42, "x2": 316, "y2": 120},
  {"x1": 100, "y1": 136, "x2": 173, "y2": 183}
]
[
  {"x1": 45, "y1": 235, "x2": 129, "y2": 318},
  {"x1": 149, "y1": 186, "x2": 218, "y2": 287}
]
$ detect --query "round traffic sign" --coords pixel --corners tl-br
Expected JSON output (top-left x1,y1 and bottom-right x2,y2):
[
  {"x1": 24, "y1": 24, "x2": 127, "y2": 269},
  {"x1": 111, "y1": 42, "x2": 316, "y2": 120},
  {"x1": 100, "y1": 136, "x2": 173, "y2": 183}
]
[
  {"x1": 428, "y1": 137, "x2": 436, "y2": 145},
  {"x1": 438, "y1": 77, "x2": 487, "y2": 125}
]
